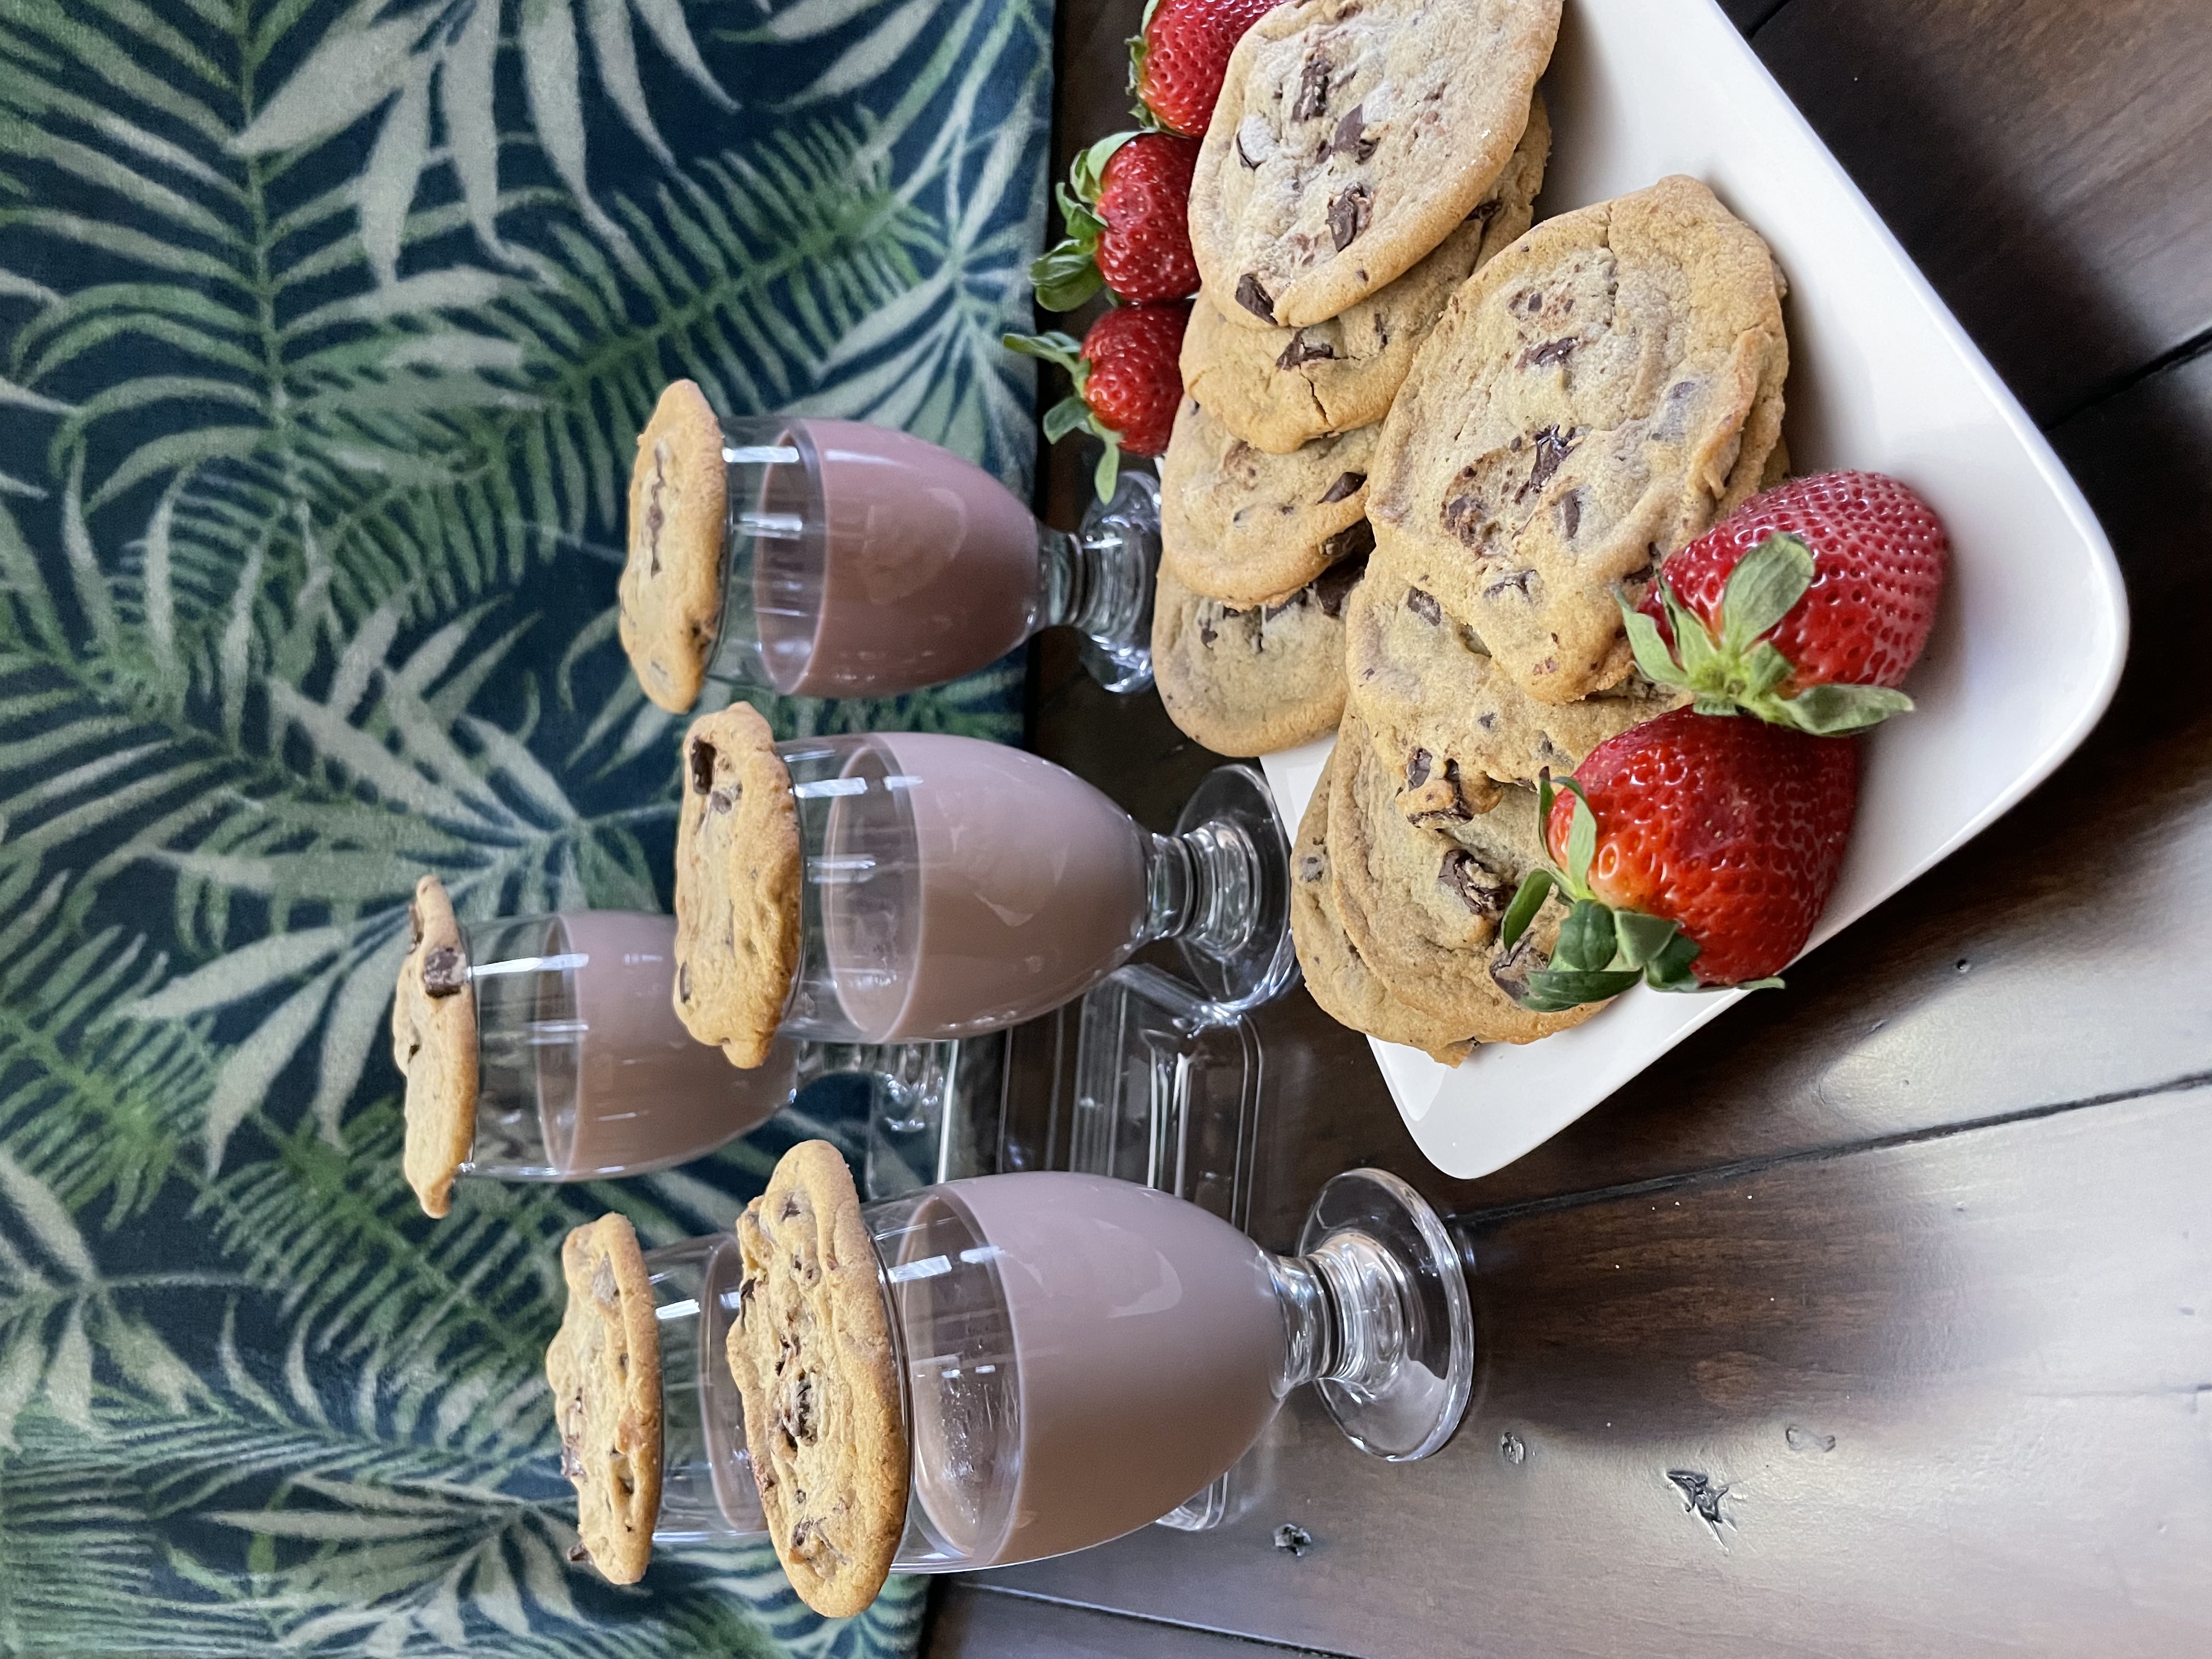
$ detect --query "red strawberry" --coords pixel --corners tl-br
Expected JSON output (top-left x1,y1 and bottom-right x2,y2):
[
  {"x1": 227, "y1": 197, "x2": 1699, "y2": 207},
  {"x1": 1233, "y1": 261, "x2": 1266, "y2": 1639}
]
[
  {"x1": 1130, "y1": 0, "x2": 1280, "y2": 138},
  {"x1": 1032, "y1": 132, "x2": 1202, "y2": 310},
  {"x1": 1628, "y1": 470, "x2": 1949, "y2": 735},
  {"x1": 1005, "y1": 303, "x2": 1190, "y2": 499},
  {"x1": 1498, "y1": 709, "x2": 1860, "y2": 1008}
]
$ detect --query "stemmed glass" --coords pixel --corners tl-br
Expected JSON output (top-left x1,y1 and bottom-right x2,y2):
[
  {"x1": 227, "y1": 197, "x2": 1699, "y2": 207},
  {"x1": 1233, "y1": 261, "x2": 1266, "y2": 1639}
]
[
  {"x1": 443, "y1": 741, "x2": 1296, "y2": 1197},
  {"x1": 639, "y1": 1166, "x2": 1474, "y2": 1568},
  {"x1": 453, "y1": 909, "x2": 992, "y2": 1193},
  {"x1": 646, "y1": 411, "x2": 1160, "y2": 703},
  {"x1": 460, "y1": 909, "x2": 791, "y2": 1181},
  {"x1": 732, "y1": 732, "x2": 1297, "y2": 1042}
]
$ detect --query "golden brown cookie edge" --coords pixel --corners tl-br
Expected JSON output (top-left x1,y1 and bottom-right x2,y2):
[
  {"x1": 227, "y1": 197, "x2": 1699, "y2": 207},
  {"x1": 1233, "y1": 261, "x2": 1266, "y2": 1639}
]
[
  {"x1": 545, "y1": 1212, "x2": 663, "y2": 1584},
  {"x1": 391, "y1": 872, "x2": 477, "y2": 1220}
]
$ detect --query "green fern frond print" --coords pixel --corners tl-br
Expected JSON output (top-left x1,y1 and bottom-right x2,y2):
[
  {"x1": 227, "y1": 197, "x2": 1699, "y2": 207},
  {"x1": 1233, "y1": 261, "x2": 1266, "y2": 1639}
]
[{"x1": 0, "y1": 0, "x2": 1047, "y2": 1651}]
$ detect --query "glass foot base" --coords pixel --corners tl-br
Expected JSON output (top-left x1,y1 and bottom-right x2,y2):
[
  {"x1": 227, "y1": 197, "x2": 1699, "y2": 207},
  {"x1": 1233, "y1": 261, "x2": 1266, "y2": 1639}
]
[
  {"x1": 798, "y1": 1036, "x2": 1007, "y2": 1200},
  {"x1": 1173, "y1": 764, "x2": 1301, "y2": 1017},
  {"x1": 1065, "y1": 964, "x2": 1266, "y2": 1530},
  {"x1": 1300, "y1": 1169, "x2": 1475, "y2": 1462},
  {"x1": 1073, "y1": 469, "x2": 1160, "y2": 695}
]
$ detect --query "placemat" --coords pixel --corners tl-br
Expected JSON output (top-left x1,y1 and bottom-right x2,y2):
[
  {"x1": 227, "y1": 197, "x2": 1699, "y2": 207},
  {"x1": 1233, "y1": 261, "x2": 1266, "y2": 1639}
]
[{"x1": 0, "y1": 1, "x2": 1047, "y2": 1651}]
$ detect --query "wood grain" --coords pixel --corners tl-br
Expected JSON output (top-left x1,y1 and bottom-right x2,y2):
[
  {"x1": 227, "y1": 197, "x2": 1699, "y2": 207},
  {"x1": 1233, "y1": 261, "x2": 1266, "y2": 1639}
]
[
  {"x1": 981, "y1": 1086, "x2": 2212, "y2": 1658},
  {"x1": 1752, "y1": 0, "x2": 2212, "y2": 422},
  {"x1": 928, "y1": 1585, "x2": 1339, "y2": 1658},
  {"x1": 978, "y1": 2, "x2": 2212, "y2": 1650}
]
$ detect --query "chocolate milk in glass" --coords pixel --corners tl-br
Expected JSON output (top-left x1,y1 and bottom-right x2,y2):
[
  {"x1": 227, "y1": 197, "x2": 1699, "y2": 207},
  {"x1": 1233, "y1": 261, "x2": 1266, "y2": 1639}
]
[
  {"x1": 756, "y1": 421, "x2": 1041, "y2": 696},
  {"x1": 905, "y1": 1173, "x2": 1286, "y2": 1565},
  {"x1": 821, "y1": 735, "x2": 1150, "y2": 1041},
  {"x1": 541, "y1": 912, "x2": 790, "y2": 1175}
]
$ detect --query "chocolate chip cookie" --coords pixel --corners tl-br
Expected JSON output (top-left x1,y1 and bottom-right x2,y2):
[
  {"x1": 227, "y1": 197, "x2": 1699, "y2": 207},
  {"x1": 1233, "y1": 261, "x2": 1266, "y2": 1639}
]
[
  {"x1": 1343, "y1": 545, "x2": 1685, "y2": 814},
  {"x1": 1288, "y1": 744, "x2": 1476, "y2": 1065},
  {"x1": 389, "y1": 873, "x2": 476, "y2": 1219},
  {"x1": 545, "y1": 1212, "x2": 662, "y2": 1585},
  {"x1": 1181, "y1": 92, "x2": 1549, "y2": 453},
  {"x1": 1328, "y1": 707, "x2": 1596, "y2": 1042},
  {"x1": 1189, "y1": 0, "x2": 1561, "y2": 330},
  {"x1": 1368, "y1": 174, "x2": 1790, "y2": 706},
  {"x1": 726, "y1": 1141, "x2": 907, "y2": 1619},
  {"x1": 1159, "y1": 396, "x2": 1378, "y2": 607},
  {"x1": 1154, "y1": 556, "x2": 1368, "y2": 757},
  {"x1": 621, "y1": 380, "x2": 730, "y2": 714},
  {"x1": 672, "y1": 703, "x2": 802, "y2": 1069}
]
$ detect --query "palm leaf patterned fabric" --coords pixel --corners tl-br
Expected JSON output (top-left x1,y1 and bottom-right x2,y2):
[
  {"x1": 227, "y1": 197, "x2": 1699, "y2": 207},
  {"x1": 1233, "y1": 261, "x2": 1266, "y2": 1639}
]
[{"x1": 0, "y1": 1, "x2": 1047, "y2": 1651}]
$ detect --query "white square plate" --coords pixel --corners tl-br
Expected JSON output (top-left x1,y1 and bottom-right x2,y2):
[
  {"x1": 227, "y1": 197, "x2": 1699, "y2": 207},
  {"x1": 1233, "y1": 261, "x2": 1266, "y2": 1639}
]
[{"x1": 1259, "y1": 0, "x2": 2129, "y2": 1181}]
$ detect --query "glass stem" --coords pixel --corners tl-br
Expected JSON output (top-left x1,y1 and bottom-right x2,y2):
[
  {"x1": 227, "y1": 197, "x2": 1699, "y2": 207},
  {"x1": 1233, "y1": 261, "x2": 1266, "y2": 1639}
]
[
  {"x1": 1037, "y1": 520, "x2": 1148, "y2": 647},
  {"x1": 791, "y1": 1039, "x2": 1006, "y2": 1200},
  {"x1": 1140, "y1": 821, "x2": 1261, "y2": 957},
  {"x1": 1268, "y1": 1233, "x2": 1415, "y2": 1398},
  {"x1": 793, "y1": 1042, "x2": 948, "y2": 1131}
]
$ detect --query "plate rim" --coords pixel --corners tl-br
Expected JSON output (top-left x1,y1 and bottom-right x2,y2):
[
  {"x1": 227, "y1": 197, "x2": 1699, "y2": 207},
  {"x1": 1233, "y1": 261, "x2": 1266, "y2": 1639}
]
[{"x1": 1256, "y1": 0, "x2": 2132, "y2": 1180}]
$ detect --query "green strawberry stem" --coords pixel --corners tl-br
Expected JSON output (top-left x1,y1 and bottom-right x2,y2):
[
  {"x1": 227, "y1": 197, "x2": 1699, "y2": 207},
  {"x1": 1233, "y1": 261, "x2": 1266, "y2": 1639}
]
[
  {"x1": 1620, "y1": 533, "x2": 1917, "y2": 735},
  {"x1": 1499, "y1": 774, "x2": 1782, "y2": 1013},
  {"x1": 1029, "y1": 134, "x2": 1139, "y2": 311},
  {"x1": 1002, "y1": 329, "x2": 1126, "y2": 501}
]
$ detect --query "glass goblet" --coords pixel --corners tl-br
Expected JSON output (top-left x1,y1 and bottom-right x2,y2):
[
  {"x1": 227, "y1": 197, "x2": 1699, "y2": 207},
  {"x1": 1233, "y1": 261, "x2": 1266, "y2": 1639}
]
[
  {"x1": 628, "y1": 1166, "x2": 1472, "y2": 1570},
  {"x1": 633, "y1": 410, "x2": 1159, "y2": 706}
]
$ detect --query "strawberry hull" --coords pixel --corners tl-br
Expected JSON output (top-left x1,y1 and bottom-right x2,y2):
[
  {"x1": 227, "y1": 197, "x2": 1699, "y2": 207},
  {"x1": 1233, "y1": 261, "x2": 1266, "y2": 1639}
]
[
  {"x1": 1545, "y1": 709, "x2": 1861, "y2": 987},
  {"x1": 1632, "y1": 471, "x2": 1949, "y2": 735},
  {"x1": 1005, "y1": 303, "x2": 1189, "y2": 500},
  {"x1": 1031, "y1": 132, "x2": 1200, "y2": 311}
]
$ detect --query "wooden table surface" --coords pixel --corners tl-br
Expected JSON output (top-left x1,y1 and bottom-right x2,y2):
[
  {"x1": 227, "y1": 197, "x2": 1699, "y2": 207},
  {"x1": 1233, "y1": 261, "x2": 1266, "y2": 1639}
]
[{"x1": 929, "y1": 1, "x2": 2212, "y2": 1653}]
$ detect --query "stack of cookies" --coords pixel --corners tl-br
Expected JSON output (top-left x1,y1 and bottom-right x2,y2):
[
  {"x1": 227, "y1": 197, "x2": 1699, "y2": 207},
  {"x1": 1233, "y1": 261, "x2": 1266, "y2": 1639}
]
[
  {"x1": 1296, "y1": 173, "x2": 1794, "y2": 1060},
  {"x1": 1152, "y1": 0, "x2": 1563, "y2": 758}
]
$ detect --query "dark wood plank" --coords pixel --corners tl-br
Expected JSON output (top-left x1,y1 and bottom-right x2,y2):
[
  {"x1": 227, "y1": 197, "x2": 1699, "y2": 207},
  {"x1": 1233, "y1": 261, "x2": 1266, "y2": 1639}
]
[
  {"x1": 1721, "y1": 0, "x2": 1788, "y2": 31},
  {"x1": 980, "y1": 1086, "x2": 2212, "y2": 1657},
  {"x1": 1030, "y1": 0, "x2": 2212, "y2": 1231},
  {"x1": 1015, "y1": 2, "x2": 2212, "y2": 1655},
  {"x1": 1052, "y1": 0, "x2": 1148, "y2": 187},
  {"x1": 1753, "y1": 0, "x2": 2212, "y2": 422},
  {"x1": 928, "y1": 1584, "x2": 1339, "y2": 1658}
]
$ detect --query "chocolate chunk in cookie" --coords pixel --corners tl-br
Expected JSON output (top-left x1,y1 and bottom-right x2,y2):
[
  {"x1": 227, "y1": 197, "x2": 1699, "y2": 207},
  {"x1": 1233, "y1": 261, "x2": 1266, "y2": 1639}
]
[
  {"x1": 389, "y1": 873, "x2": 477, "y2": 1218},
  {"x1": 672, "y1": 703, "x2": 802, "y2": 1069},
  {"x1": 544, "y1": 1213, "x2": 662, "y2": 1584},
  {"x1": 620, "y1": 380, "x2": 730, "y2": 714},
  {"x1": 725, "y1": 1141, "x2": 907, "y2": 1618},
  {"x1": 1190, "y1": 0, "x2": 1561, "y2": 330}
]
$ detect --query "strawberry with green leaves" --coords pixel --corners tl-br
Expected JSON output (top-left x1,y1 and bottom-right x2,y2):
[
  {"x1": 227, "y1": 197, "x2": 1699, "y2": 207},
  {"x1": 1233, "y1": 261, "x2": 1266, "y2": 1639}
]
[
  {"x1": 1007, "y1": 303, "x2": 1190, "y2": 499},
  {"x1": 1032, "y1": 132, "x2": 1202, "y2": 311},
  {"x1": 1498, "y1": 708, "x2": 1860, "y2": 1011},
  {"x1": 1626, "y1": 470, "x2": 1948, "y2": 735},
  {"x1": 1129, "y1": 0, "x2": 1280, "y2": 137}
]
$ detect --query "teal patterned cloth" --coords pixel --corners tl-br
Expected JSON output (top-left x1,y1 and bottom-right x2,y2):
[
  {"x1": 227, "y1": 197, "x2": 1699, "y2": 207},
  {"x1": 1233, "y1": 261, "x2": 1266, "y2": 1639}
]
[{"x1": 0, "y1": 2, "x2": 1047, "y2": 1652}]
